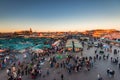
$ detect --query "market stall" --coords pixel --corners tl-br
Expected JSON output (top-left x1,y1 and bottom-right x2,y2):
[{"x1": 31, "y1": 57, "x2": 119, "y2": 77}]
[
  {"x1": 65, "y1": 39, "x2": 83, "y2": 52},
  {"x1": 52, "y1": 40, "x2": 61, "y2": 47}
]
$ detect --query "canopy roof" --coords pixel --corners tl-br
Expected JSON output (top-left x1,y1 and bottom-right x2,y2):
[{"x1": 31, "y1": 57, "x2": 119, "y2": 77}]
[
  {"x1": 0, "y1": 38, "x2": 52, "y2": 50},
  {"x1": 32, "y1": 49, "x2": 44, "y2": 53},
  {"x1": 0, "y1": 49, "x2": 5, "y2": 53},
  {"x1": 52, "y1": 40, "x2": 61, "y2": 46},
  {"x1": 32, "y1": 44, "x2": 51, "y2": 50},
  {"x1": 66, "y1": 39, "x2": 82, "y2": 48}
]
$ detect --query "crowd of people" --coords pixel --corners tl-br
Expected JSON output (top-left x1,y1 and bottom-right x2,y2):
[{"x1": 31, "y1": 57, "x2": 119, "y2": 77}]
[
  {"x1": 6, "y1": 39, "x2": 66, "y2": 80},
  {"x1": 1, "y1": 38, "x2": 120, "y2": 80}
]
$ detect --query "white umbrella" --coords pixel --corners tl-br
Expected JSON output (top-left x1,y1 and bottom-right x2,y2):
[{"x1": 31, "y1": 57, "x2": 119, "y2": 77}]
[
  {"x1": 19, "y1": 49, "x2": 26, "y2": 53},
  {"x1": 103, "y1": 45, "x2": 109, "y2": 48},
  {"x1": 34, "y1": 49, "x2": 44, "y2": 53}
]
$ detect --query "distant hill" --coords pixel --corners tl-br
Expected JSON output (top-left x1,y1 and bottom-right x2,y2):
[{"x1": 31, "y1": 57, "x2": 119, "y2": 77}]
[{"x1": 82, "y1": 29, "x2": 120, "y2": 37}]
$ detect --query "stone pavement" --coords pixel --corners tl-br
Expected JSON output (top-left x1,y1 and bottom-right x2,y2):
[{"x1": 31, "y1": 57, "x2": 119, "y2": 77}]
[{"x1": 0, "y1": 43, "x2": 120, "y2": 80}]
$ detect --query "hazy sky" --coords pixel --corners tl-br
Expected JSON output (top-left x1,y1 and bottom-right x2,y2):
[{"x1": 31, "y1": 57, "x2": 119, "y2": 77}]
[{"x1": 0, "y1": 0, "x2": 120, "y2": 32}]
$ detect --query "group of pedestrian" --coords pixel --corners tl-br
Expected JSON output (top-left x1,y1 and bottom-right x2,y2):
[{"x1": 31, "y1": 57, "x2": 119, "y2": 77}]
[
  {"x1": 107, "y1": 68, "x2": 115, "y2": 77},
  {"x1": 4, "y1": 38, "x2": 120, "y2": 80}
]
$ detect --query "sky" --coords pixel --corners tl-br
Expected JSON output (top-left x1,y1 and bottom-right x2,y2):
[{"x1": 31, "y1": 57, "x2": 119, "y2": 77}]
[{"x1": 0, "y1": 0, "x2": 120, "y2": 32}]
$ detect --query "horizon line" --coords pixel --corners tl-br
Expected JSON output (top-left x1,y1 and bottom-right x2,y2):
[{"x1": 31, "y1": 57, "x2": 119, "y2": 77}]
[{"x1": 0, "y1": 29, "x2": 119, "y2": 33}]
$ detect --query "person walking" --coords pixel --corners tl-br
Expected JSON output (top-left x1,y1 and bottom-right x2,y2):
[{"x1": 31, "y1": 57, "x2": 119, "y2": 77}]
[
  {"x1": 17, "y1": 75, "x2": 22, "y2": 80},
  {"x1": 8, "y1": 75, "x2": 13, "y2": 80},
  {"x1": 107, "y1": 68, "x2": 110, "y2": 77},
  {"x1": 0, "y1": 63, "x2": 1, "y2": 70},
  {"x1": 61, "y1": 74, "x2": 64, "y2": 80},
  {"x1": 6, "y1": 68, "x2": 10, "y2": 76},
  {"x1": 38, "y1": 69, "x2": 42, "y2": 77},
  {"x1": 53, "y1": 78, "x2": 56, "y2": 80},
  {"x1": 119, "y1": 63, "x2": 120, "y2": 69},
  {"x1": 110, "y1": 70, "x2": 115, "y2": 77},
  {"x1": 106, "y1": 54, "x2": 109, "y2": 59},
  {"x1": 46, "y1": 69, "x2": 49, "y2": 76},
  {"x1": 60, "y1": 63, "x2": 63, "y2": 68},
  {"x1": 97, "y1": 73, "x2": 103, "y2": 80}
]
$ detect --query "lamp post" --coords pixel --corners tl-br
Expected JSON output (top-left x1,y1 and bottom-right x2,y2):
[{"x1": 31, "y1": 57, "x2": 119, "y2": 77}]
[{"x1": 72, "y1": 41, "x2": 75, "y2": 52}]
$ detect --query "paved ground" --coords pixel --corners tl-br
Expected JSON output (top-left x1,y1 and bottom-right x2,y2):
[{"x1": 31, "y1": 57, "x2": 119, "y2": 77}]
[{"x1": 0, "y1": 42, "x2": 120, "y2": 80}]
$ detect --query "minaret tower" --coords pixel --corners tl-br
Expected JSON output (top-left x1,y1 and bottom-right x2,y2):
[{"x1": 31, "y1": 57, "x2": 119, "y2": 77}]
[{"x1": 30, "y1": 28, "x2": 32, "y2": 35}]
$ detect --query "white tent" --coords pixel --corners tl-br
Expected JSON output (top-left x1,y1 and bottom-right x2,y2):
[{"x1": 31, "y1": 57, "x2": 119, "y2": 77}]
[
  {"x1": 52, "y1": 40, "x2": 61, "y2": 46},
  {"x1": 32, "y1": 49, "x2": 44, "y2": 53},
  {"x1": 75, "y1": 44, "x2": 83, "y2": 48},
  {"x1": 66, "y1": 44, "x2": 73, "y2": 48},
  {"x1": 65, "y1": 39, "x2": 83, "y2": 51},
  {"x1": 103, "y1": 45, "x2": 109, "y2": 48},
  {"x1": 19, "y1": 49, "x2": 26, "y2": 53}
]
